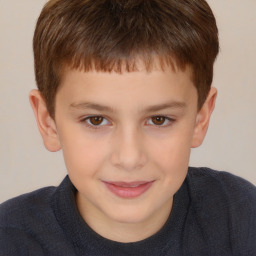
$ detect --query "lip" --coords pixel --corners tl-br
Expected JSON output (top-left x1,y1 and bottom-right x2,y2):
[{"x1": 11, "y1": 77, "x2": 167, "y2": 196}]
[{"x1": 102, "y1": 180, "x2": 155, "y2": 199}]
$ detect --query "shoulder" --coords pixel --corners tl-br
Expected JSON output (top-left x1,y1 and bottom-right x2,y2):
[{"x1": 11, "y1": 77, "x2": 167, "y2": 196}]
[
  {"x1": 0, "y1": 177, "x2": 78, "y2": 255},
  {"x1": 0, "y1": 227, "x2": 44, "y2": 255},
  {"x1": 186, "y1": 167, "x2": 256, "y2": 253},
  {"x1": 0, "y1": 186, "x2": 57, "y2": 255},
  {"x1": 0, "y1": 186, "x2": 56, "y2": 230},
  {"x1": 187, "y1": 167, "x2": 256, "y2": 203}
]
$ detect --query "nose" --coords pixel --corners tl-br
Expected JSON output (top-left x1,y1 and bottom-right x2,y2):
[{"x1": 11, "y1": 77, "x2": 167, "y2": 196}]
[{"x1": 111, "y1": 126, "x2": 147, "y2": 172}]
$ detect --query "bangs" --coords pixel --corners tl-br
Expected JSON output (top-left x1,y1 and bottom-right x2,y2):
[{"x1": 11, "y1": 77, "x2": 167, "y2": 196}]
[{"x1": 66, "y1": 52, "x2": 185, "y2": 74}]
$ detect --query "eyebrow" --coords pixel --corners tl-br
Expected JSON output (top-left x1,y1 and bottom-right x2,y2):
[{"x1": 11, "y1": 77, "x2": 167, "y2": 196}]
[
  {"x1": 70, "y1": 101, "x2": 187, "y2": 113},
  {"x1": 70, "y1": 102, "x2": 115, "y2": 112},
  {"x1": 142, "y1": 101, "x2": 187, "y2": 112}
]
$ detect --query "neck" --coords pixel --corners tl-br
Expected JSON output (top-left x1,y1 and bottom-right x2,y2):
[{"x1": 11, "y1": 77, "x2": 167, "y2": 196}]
[{"x1": 76, "y1": 193, "x2": 173, "y2": 243}]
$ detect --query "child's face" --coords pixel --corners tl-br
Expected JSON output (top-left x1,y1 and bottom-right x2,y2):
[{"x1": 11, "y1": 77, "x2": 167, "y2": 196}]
[{"x1": 31, "y1": 63, "x2": 215, "y2": 238}]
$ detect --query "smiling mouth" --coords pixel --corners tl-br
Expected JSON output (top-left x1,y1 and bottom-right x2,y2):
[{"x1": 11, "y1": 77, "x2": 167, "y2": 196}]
[{"x1": 102, "y1": 181, "x2": 155, "y2": 198}]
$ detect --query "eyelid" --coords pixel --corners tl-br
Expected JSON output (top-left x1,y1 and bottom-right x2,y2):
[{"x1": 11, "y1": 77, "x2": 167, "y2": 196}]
[
  {"x1": 80, "y1": 115, "x2": 175, "y2": 130},
  {"x1": 146, "y1": 116, "x2": 175, "y2": 128},
  {"x1": 80, "y1": 115, "x2": 110, "y2": 130}
]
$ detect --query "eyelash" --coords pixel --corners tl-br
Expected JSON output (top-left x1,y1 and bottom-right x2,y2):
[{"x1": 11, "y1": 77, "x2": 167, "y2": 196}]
[{"x1": 80, "y1": 115, "x2": 175, "y2": 130}]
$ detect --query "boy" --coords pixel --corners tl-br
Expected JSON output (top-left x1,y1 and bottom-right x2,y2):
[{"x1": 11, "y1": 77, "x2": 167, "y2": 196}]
[{"x1": 0, "y1": 0, "x2": 255, "y2": 255}]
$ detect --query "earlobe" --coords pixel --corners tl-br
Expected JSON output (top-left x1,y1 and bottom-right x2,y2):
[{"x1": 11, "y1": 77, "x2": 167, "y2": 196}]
[
  {"x1": 191, "y1": 87, "x2": 217, "y2": 148},
  {"x1": 29, "y1": 89, "x2": 61, "y2": 152}
]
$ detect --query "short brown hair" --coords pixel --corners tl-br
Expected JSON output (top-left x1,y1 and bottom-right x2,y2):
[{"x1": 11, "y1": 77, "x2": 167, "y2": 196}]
[{"x1": 33, "y1": 0, "x2": 219, "y2": 117}]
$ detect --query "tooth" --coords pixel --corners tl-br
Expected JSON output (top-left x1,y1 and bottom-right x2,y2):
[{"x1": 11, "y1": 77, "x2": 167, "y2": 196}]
[
  {"x1": 129, "y1": 185, "x2": 140, "y2": 188},
  {"x1": 121, "y1": 184, "x2": 139, "y2": 188}
]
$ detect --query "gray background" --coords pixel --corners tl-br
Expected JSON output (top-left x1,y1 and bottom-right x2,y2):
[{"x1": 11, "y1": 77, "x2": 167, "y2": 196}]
[{"x1": 0, "y1": 0, "x2": 255, "y2": 203}]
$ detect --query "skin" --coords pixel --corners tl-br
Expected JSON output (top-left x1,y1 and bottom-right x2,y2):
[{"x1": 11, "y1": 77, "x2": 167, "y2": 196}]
[{"x1": 30, "y1": 63, "x2": 217, "y2": 243}]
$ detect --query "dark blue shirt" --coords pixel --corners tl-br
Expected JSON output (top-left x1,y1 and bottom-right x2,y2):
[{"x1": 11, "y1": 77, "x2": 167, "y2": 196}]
[{"x1": 0, "y1": 167, "x2": 256, "y2": 255}]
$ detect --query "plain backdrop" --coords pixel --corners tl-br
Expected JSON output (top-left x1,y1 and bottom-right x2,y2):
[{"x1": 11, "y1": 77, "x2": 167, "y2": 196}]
[{"x1": 0, "y1": 0, "x2": 255, "y2": 203}]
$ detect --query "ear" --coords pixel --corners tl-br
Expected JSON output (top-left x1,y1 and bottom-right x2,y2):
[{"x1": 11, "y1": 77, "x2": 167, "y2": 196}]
[
  {"x1": 29, "y1": 89, "x2": 61, "y2": 152},
  {"x1": 191, "y1": 87, "x2": 217, "y2": 148}
]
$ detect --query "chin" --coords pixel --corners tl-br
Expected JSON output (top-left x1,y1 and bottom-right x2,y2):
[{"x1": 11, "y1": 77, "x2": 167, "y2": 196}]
[{"x1": 107, "y1": 205, "x2": 154, "y2": 224}]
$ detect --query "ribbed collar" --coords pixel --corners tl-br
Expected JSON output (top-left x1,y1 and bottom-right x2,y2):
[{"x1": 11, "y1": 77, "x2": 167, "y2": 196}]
[{"x1": 52, "y1": 175, "x2": 190, "y2": 256}]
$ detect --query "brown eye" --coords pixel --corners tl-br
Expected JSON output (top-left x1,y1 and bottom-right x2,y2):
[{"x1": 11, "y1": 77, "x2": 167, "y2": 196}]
[
  {"x1": 89, "y1": 116, "x2": 104, "y2": 125},
  {"x1": 151, "y1": 116, "x2": 166, "y2": 125}
]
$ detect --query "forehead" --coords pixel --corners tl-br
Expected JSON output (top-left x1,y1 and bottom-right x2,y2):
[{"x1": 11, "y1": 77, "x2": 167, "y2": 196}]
[{"x1": 56, "y1": 63, "x2": 198, "y2": 115}]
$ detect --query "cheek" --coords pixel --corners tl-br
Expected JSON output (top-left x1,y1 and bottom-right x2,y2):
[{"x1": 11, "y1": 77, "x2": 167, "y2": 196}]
[
  {"x1": 154, "y1": 140, "x2": 191, "y2": 171},
  {"x1": 59, "y1": 128, "x2": 108, "y2": 177},
  {"x1": 149, "y1": 127, "x2": 193, "y2": 181}
]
